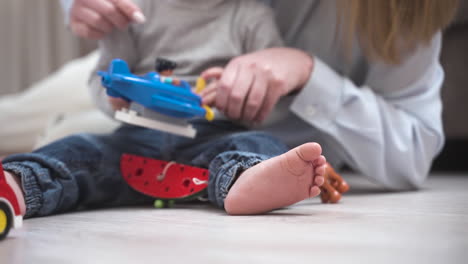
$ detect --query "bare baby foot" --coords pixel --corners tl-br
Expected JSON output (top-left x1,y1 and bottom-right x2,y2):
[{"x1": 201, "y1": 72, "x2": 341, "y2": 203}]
[{"x1": 224, "y1": 142, "x2": 326, "y2": 215}]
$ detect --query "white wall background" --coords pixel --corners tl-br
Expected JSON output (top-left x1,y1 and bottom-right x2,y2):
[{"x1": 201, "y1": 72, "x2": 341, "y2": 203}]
[{"x1": 0, "y1": 0, "x2": 94, "y2": 96}]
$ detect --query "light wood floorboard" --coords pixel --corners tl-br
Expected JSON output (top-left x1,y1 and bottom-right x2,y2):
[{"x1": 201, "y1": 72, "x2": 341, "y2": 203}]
[{"x1": 1, "y1": 174, "x2": 467, "y2": 264}]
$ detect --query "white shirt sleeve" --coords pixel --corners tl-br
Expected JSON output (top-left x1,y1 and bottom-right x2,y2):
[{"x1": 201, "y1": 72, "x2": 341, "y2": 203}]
[{"x1": 290, "y1": 33, "x2": 445, "y2": 190}]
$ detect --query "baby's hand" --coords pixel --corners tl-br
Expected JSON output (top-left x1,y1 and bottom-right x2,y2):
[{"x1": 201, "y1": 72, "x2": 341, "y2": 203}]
[{"x1": 108, "y1": 96, "x2": 130, "y2": 111}]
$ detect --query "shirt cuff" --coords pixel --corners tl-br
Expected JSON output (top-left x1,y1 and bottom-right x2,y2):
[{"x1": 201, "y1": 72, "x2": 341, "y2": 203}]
[{"x1": 290, "y1": 56, "x2": 344, "y2": 129}]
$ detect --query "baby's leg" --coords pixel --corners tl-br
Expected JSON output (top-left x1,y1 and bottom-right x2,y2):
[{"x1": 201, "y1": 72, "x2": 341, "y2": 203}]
[
  {"x1": 224, "y1": 143, "x2": 326, "y2": 215},
  {"x1": 1, "y1": 125, "x2": 168, "y2": 218},
  {"x1": 183, "y1": 128, "x2": 325, "y2": 214}
]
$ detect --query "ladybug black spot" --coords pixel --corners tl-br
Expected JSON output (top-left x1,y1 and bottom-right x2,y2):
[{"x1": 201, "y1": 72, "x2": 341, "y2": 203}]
[
  {"x1": 165, "y1": 187, "x2": 170, "y2": 192},
  {"x1": 183, "y1": 179, "x2": 191, "y2": 187},
  {"x1": 202, "y1": 171, "x2": 207, "y2": 176},
  {"x1": 135, "y1": 168, "x2": 144, "y2": 176}
]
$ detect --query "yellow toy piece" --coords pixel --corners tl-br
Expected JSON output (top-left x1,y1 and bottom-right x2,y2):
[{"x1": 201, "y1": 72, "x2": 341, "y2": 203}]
[
  {"x1": 0, "y1": 205, "x2": 10, "y2": 239},
  {"x1": 0, "y1": 209, "x2": 7, "y2": 234},
  {"x1": 203, "y1": 105, "x2": 214, "y2": 121},
  {"x1": 196, "y1": 77, "x2": 214, "y2": 121},
  {"x1": 195, "y1": 77, "x2": 206, "y2": 94}
]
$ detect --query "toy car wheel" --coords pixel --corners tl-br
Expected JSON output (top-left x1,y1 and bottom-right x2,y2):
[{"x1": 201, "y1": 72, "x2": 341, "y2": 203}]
[{"x1": 0, "y1": 202, "x2": 12, "y2": 240}]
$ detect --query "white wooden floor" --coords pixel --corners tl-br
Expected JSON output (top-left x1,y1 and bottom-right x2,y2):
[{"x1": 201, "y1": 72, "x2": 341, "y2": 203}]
[{"x1": 1, "y1": 174, "x2": 467, "y2": 264}]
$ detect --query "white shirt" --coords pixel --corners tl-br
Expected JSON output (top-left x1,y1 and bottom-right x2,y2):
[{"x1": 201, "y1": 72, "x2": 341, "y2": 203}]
[{"x1": 262, "y1": 0, "x2": 444, "y2": 190}]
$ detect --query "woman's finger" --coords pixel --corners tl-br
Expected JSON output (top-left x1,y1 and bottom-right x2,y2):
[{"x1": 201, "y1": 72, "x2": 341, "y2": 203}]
[
  {"x1": 200, "y1": 81, "x2": 218, "y2": 105},
  {"x1": 72, "y1": 5, "x2": 113, "y2": 34},
  {"x1": 202, "y1": 90, "x2": 217, "y2": 106},
  {"x1": 227, "y1": 64, "x2": 254, "y2": 120},
  {"x1": 86, "y1": 0, "x2": 130, "y2": 29},
  {"x1": 112, "y1": 0, "x2": 146, "y2": 24},
  {"x1": 254, "y1": 77, "x2": 285, "y2": 123},
  {"x1": 200, "y1": 79, "x2": 218, "y2": 96},
  {"x1": 216, "y1": 61, "x2": 239, "y2": 113},
  {"x1": 242, "y1": 65, "x2": 270, "y2": 122},
  {"x1": 200, "y1": 67, "x2": 224, "y2": 81},
  {"x1": 70, "y1": 19, "x2": 105, "y2": 40}
]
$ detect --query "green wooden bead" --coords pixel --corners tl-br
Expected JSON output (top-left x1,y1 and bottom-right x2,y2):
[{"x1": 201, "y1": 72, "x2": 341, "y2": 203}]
[
  {"x1": 167, "y1": 200, "x2": 175, "y2": 208},
  {"x1": 154, "y1": 199, "x2": 164, "y2": 208}
]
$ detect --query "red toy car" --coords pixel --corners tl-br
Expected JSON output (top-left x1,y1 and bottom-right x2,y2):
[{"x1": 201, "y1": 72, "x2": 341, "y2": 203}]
[{"x1": 0, "y1": 163, "x2": 23, "y2": 240}]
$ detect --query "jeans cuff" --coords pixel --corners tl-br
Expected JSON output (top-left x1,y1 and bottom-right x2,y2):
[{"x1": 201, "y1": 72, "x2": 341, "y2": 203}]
[
  {"x1": 208, "y1": 151, "x2": 268, "y2": 209},
  {"x1": 3, "y1": 162, "x2": 43, "y2": 218}
]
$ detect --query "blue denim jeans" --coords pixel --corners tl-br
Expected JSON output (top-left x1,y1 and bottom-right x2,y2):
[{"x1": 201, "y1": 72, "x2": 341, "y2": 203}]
[{"x1": 2, "y1": 120, "x2": 288, "y2": 218}]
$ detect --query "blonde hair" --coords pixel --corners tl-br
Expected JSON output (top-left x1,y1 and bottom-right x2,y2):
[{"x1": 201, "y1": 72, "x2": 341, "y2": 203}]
[{"x1": 338, "y1": 0, "x2": 458, "y2": 64}]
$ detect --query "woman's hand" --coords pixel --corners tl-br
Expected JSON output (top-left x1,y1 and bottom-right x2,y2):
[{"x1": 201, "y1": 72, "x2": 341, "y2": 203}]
[
  {"x1": 69, "y1": 0, "x2": 146, "y2": 39},
  {"x1": 200, "y1": 47, "x2": 314, "y2": 123}
]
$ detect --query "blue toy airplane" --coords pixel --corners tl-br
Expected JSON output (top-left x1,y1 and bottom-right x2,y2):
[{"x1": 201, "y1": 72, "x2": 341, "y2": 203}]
[{"x1": 98, "y1": 59, "x2": 214, "y2": 138}]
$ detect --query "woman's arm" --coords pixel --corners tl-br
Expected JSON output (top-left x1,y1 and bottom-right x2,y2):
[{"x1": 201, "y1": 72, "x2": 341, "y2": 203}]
[
  {"x1": 199, "y1": 1, "x2": 285, "y2": 122},
  {"x1": 291, "y1": 33, "x2": 445, "y2": 190}
]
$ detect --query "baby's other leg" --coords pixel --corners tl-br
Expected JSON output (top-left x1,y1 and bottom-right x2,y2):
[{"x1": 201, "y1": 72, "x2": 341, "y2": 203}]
[
  {"x1": 1, "y1": 126, "x2": 166, "y2": 218},
  {"x1": 224, "y1": 143, "x2": 326, "y2": 215}
]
